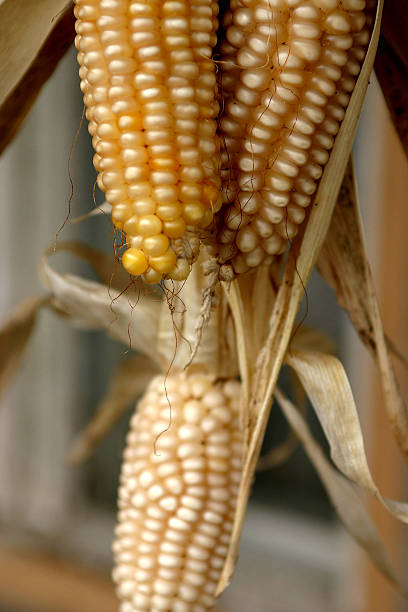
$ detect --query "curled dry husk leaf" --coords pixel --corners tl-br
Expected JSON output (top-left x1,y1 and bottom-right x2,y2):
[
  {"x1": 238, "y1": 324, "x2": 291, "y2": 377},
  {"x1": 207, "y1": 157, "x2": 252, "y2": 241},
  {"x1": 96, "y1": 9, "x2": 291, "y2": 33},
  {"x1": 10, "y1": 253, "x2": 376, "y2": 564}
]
[
  {"x1": 217, "y1": 1, "x2": 384, "y2": 594},
  {"x1": 0, "y1": 0, "x2": 74, "y2": 155},
  {"x1": 286, "y1": 349, "x2": 408, "y2": 522},
  {"x1": 274, "y1": 388, "x2": 408, "y2": 597},
  {"x1": 317, "y1": 161, "x2": 408, "y2": 457},
  {"x1": 39, "y1": 243, "x2": 162, "y2": 366},
  {"x1": 43, "y1": 240, "x2": 131, "y2": 291}
]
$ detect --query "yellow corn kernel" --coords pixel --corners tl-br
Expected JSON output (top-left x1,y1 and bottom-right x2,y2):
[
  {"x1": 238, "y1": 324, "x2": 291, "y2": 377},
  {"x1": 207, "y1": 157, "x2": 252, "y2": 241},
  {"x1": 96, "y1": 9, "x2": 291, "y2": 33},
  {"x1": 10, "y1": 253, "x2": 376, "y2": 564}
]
[
  {"x1": 143, "y1": 234, "x2": 169, "y2": 257},
  {"x1": 122, "y1": 248, "x2": 148, "y2": 276},
  {"x1": 149, "y1": 248, "x2": 177, "y2": 275},
  {"x1": 163, "y1": 218, "x2": 187, "y2": 239},
  {"x1": 112, "y1": 372, "x2": 243, "y2": 611},
  {"x1": 143, "y1": 267, "x2": 163, "y2": 285}
]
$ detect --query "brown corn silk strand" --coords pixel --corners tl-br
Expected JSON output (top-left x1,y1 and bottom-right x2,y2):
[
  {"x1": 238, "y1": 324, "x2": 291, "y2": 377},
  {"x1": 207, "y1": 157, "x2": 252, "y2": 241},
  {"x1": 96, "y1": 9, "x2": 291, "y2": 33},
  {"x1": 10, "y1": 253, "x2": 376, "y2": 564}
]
[
  {"x1": 214, "y1": 0, "x2": 372, "y2": 275},
  {"x1": 74, "y1": 0, "x2": 222, "y2": 284},
  {"x1": 113, "y1": 373, "x2": 243, "y2": 612}
]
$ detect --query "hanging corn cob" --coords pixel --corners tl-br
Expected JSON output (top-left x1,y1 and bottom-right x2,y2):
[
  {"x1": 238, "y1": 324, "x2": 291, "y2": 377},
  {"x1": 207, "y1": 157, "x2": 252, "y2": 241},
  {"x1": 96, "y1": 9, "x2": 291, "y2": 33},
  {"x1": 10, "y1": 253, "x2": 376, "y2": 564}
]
[
  {"x1": 113, "y1": 372, "x2": 243, "y2": 612},
  {"x1": 74, "y1": 0, "x2": 222, "y2": 284},
  {"x1": 215, "y1": 0, "x2": 372, "y2": 274},
  {"x1": 108, "y1": 253, "x2": 242, "y2": 611}
]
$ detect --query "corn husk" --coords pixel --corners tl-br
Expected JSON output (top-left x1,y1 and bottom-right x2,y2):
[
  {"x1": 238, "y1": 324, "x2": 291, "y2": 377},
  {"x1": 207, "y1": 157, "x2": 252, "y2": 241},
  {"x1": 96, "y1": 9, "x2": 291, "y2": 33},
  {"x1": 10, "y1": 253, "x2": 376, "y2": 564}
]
[
  {"x1": 0, "y1": 0, "x2": 74, "y2": 154},
  {"x1": 286, "y1": 349, "x2": 408, "y2": 522},
  {"x1": 317, "y1": 161, "x2": 408, "y2": 457},
  {"x1": 39, "y1": 244, "x2": 162, "y2": 366},
  {"x1": 275, "y1": 388, "x2": 407, "y2": 596},
  {"x1": 217, "y1": 0, "x2": 384, "y2": 593}
]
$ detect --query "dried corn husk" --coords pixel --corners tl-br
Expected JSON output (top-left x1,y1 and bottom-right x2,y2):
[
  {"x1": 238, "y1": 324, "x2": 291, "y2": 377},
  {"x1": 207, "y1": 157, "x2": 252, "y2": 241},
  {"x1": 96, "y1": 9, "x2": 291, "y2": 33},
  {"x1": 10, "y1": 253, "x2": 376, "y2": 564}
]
[
  {"x1": 217, "y1": 0, "x2": 384, "y2": 593},
  {"x1": 275, "y1": 388, "x2": 407, "y2": 597},
  {"x1": 317, "y1": 160, "x2": 408, "y2": 457},
  {"x1": 0, "y1": 0, "x2": 74, "y2": 154}
]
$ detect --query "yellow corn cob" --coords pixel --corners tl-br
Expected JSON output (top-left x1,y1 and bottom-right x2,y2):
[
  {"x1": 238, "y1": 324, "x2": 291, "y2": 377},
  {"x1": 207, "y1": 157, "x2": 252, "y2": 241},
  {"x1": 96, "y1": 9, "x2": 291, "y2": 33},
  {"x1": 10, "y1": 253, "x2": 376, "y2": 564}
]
[
  {"x1": 74, "y1": 0, "x2": 222, "y2": 284},
  {"x1": 113, "y1": 372, "x2": 243, "y2": 612},
  {"x1": 215, "y1": 0, "x2": 371, "y2": 274}
]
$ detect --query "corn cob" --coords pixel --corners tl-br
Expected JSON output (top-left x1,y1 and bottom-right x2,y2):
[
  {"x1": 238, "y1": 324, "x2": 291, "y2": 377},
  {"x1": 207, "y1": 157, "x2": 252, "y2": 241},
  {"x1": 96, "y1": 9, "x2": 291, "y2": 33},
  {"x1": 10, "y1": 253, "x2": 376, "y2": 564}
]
[
  {"x1": 74, "y1": 0, "x2": 222, "y2": 284},
  {"x1": 113, "y1": 372, "x2": 243, "y2": 612},
  {"x1": 215, "y1": 0, "x2": 371, "y2": 274}
]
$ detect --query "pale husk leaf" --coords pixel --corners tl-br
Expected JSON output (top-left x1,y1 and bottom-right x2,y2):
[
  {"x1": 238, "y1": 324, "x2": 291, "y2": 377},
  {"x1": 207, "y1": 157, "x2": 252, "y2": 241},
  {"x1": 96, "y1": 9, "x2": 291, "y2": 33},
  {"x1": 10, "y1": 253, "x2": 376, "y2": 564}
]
[
  {"x1": 217, "y1": 1, "x2": 383, "y2": 593},
  {"x1": 159, "y1": 258, "x2": 238, "y2": 379},
  {"x1": 317, "y1": 161, "x2": 408, "y2": 457},
  {"x1": 274, "y1": 387, "x2": 407, "y2": 597},
  {"x1": 46, "y1": 241, "x2": 132, "y2": 292},
  {"x1": 68, "y1": 354, "x2": 159, "y2": 464},
  {"x1": 286, "y1": 349, "x2": 408, "y2": 522},
  {"x1": 39, "y1": 250, "x2": 162, "y2": 366}
]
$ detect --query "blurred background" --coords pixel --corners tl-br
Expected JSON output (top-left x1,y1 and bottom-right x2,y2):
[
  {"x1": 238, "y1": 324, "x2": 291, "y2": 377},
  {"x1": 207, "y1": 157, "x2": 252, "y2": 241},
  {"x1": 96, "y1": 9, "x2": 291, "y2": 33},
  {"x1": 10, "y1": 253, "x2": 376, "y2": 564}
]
[{"x1": 0, "y1": 47, "x2": 407, "y2": 612}]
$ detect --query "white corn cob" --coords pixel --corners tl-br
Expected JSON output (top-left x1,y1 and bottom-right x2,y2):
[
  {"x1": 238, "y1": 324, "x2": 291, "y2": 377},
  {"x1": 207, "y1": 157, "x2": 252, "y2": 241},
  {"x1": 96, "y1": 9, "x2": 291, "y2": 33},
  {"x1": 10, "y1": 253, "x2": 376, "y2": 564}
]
[
  {"x1": 214, "y1": 0, "x2": 372, "y2": 274},
  {"x1": 113, "y1": 372, "x2": 243, "y2": 612}
]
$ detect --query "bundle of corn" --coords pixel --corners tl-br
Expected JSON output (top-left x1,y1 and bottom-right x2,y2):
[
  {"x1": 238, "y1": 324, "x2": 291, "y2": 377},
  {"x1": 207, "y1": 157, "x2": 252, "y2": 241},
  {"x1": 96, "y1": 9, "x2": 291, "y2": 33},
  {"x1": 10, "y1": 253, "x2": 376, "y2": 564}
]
[
  {"x1": 73, "y1": 0, "x2": 377, "y2": 281},
  {"x1": 3, "y1": 0, "x2": 408, "y2": 611}
]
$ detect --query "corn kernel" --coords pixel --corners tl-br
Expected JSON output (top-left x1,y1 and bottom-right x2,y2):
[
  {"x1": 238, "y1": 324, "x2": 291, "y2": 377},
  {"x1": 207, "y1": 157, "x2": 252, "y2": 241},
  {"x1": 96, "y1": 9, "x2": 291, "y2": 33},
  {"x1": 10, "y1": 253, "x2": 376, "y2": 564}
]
[{"x1": 122, "y1": 248, "x2": 148, "y2": 276}]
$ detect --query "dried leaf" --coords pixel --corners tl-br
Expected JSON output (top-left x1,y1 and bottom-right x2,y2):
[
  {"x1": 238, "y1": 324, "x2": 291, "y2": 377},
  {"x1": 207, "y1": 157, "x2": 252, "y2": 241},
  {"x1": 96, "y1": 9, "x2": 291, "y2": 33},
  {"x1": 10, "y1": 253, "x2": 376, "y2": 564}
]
[
  {"x1": 217, "y1": 2, "x2": 383, "y2": 593},
  {"x1": 69, "y1": 354, "x2": 159, "y2": 464},
  {"x1": 0, "y1": 0, "x2": 74, "y2": 154},
  {"x1": 286, "y1": 349, "x2": 408, "y2": 522},
  {"x1": 222, "y1": 280, "x2": 251, "y2": 424},
  {"x1": 317, "y1": 161, "x2": 408, "y2": 457},
  {"x1": 159, "y1": 257, "x2": 239, "y2": 379},
  {"x1": 274, "y1": 387, "x2": 407, "y2": 597},
  {"x1": 47, "y1": 240, "x2": 134, "y2": 292},
  {"x1": 290, "y1": 325, "x2": 337, "y2": 356},
  {"x1": 0, "y1": 296, "x2": 48, "y2": 397},
  {"x1": 39, "y1": 251, "x2": 162, "y2": 366}
]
